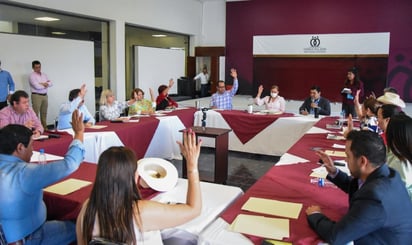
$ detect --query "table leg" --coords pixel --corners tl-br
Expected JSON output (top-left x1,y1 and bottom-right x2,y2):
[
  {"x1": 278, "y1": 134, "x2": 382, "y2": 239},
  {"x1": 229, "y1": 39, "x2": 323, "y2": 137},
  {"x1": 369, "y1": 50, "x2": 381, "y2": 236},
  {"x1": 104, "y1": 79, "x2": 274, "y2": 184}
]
[{"x1": 214, "y1": 133, "x2": 229, "y2": 184}]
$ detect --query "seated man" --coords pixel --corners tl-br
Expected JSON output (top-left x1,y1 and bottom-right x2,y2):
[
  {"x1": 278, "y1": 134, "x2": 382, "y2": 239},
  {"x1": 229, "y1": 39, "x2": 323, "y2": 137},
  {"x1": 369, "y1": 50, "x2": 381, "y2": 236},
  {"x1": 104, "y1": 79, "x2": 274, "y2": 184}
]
[
  {"x1": 210, "y1": 68, "x2": 239, "y2": 110},
  {"x1": 306, "y1": 130, "x2": 412, "y2": 244},
  {"x1": 0, "y1": 90, "x2": 43, "y2": 137},
  {"x1": 299, "y1": 85, "x2": 331, "y2": 116},
  {"x1": 58, "y1": 84, "x2": 95, "y2": 130},
  {"x1": 0, "y1": 110, "x2": 85, "y2": 244}
]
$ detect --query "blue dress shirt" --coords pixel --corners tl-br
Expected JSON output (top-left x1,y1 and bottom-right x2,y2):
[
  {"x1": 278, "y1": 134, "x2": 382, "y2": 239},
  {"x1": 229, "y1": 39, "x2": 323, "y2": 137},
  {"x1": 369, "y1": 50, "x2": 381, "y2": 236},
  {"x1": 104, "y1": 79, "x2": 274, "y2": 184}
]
[{"x1": 0, "y1": 140, "x2": 85, "y2": 242}]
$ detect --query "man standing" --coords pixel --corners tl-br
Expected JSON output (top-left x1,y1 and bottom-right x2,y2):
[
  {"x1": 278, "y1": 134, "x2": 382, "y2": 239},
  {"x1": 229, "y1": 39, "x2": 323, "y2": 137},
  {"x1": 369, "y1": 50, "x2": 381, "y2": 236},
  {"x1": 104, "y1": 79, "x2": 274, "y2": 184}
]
[
  {"x1": 0, "y1": 60, "x2": 15, "y2": 110},
  {"x1": 194, "y1": 67, "x2": 210, "y2": 97},
  {"x1": 299, "y1": 85, "x2": 331, "y2": 116},
  {"x1": 210, "y1": 68, "x2": 239, "y2": 110},
  {"x1": 29, "y1": 60, "x2": 52, "y2": 129},
  {"x1": 0, "y1": 110, "x2": 85, "y2": 245},
  {"x1": 0, "y1": 90, "x2": 43, "y2": 137},
  {"x1": 306, "y1": 130, "x2": 412, "y2": 244}
]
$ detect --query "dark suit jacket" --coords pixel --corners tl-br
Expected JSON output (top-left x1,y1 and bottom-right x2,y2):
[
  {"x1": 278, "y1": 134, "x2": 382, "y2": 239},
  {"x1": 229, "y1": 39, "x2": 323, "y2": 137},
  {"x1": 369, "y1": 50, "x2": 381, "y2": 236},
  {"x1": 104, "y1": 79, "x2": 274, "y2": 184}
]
[
  {"x1": 299, "y1": 97, "x2": 331, "y2": 115},
  {"x1": 307, "y1": 164, "x2": 412, "y2": 245}
]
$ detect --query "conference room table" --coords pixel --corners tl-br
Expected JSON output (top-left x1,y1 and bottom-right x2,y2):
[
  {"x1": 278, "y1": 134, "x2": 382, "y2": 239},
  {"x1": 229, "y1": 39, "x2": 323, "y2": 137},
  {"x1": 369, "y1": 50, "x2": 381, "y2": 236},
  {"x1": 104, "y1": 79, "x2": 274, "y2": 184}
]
[
  {"x1": 199, "y1": 116, "x2": 349, "y2": 244},
  {"x1": 194, "y1": 110, "x2": 318, "y2": 156},
  {"x1": 33, "y1": 107, "x2": 196, "y2": 163},
  {"x1": 43, "y1": 161, "x2": 243, "y2": 244}
]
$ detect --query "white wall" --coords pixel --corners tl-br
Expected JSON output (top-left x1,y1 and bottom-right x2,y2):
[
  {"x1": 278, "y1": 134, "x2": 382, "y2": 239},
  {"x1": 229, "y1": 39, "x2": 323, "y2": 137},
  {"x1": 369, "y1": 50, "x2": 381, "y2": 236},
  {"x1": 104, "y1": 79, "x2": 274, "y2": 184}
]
[
  {"x1": 0, "y1": 33, "x2": 95, "y2": 125},
  {"x1": 9, "y1": 0, "x2": 227, "y2": 100},
  {"x1": 201, "y1": 1, "x2": 226, "y2": 46}
]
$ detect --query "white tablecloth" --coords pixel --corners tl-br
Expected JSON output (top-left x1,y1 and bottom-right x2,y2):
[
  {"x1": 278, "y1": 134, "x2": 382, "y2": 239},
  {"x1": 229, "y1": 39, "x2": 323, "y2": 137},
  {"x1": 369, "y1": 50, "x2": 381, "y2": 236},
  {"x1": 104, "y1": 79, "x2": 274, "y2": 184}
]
[
  {"x1": 151, "y1": 178, "x2": 243, "y2": 244},
  {"x1": 145, "y1": 115, "x2": 186, "y2": 160},
  {"x1": 194, "y1": 110, "x2": 318, "y2": 156}
]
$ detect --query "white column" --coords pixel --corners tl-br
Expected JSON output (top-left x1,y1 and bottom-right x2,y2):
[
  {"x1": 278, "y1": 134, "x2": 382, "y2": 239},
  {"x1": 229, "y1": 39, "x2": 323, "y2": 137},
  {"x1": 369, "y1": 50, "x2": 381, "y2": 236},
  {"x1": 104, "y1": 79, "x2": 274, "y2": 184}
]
[{"x1": 109, "y1": 20, "x2": 126, "y2": 101}]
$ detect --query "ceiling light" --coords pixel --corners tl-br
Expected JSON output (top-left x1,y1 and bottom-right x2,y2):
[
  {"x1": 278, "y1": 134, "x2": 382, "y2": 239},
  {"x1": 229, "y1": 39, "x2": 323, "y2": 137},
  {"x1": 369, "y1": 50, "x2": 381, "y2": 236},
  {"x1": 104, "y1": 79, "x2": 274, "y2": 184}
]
[
  {"x1": 152, "y1": 34, "x2": 167, "y2": 37},
  {"x1": 170, "y1": 47, "x2": 184, "y2": 50},
  {"x1": 35, "y1": 17, "x2": 60, "y2": 22},
  {"x1": 51, "y1": 31, "x2": 66, "y2": 35}
]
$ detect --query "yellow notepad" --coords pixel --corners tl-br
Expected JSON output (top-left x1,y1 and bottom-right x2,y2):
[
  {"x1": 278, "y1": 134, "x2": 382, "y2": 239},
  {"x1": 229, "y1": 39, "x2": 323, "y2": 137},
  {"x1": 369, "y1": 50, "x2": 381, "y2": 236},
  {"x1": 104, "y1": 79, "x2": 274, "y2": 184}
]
[
  {"x1": 44, "y1": 178, "x2": 91, "y2": 195},
  {"x1": 230, "y1": 214, "x2": 289, "y2": 240},
  {"x1": 242, "y1": 197, "x2": 302, "y2": 219},
  {"x1": 324, "y1": 150, "x2": 346, "y2": 157}
]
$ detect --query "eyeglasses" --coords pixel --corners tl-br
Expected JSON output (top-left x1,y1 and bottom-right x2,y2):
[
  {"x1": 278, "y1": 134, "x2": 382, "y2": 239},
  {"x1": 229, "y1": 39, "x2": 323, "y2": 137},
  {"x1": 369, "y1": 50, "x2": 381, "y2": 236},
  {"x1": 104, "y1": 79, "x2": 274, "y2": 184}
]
[{"x1": 218, "y1": 86, "x2": 225, "y2": 89}]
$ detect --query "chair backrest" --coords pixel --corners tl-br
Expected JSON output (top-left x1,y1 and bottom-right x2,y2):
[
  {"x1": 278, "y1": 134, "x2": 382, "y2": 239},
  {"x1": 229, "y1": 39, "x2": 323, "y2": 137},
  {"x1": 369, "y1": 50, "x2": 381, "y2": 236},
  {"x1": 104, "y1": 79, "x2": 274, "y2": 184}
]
[
  {"x1": 89, "y1": 237, "x2": 126, "y2": 245},
  {"x1": 0, "y1": 224, "x2": 7, "y2": 245}
]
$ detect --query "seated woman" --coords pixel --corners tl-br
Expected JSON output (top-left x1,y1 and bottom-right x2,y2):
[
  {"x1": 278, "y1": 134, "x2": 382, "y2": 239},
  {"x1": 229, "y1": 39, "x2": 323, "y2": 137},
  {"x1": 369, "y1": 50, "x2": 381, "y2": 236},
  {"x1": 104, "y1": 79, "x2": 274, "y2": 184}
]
[
  {"x1": 386, "y1": 114, "x2": 412, "y2": 202},
  {"x1": 76, "y1": 129, "x2": 202, "y2": 244},
  {"x1": 128, "y1": 88, "x2": 155, "y2": 115},
  {"x1": 156, "y1": 79, "x2": 178, "y2": 110},
  {"x1": 254, "y1": 85, "x2": 285, "y2": 113},
  {"x1": 99, "y1": 89, "x2": 135, "y2": 121},
  {"x1": 359, "y1": 96, "x2": 380, "y2": 133}
]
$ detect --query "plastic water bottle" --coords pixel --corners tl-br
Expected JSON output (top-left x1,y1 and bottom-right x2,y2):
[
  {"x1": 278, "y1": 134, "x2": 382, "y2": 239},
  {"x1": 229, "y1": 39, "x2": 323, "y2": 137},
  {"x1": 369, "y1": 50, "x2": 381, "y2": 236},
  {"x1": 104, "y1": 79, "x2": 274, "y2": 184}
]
[
  {"x1": 339, "y1": 110, "x2": 346, "y2": 127},
  {"x1": 38, "y1": 148, "x2": 47, "y2": 164},
  {"x1": 310, "y1": 178, "x2": 336, "y2": 188}
]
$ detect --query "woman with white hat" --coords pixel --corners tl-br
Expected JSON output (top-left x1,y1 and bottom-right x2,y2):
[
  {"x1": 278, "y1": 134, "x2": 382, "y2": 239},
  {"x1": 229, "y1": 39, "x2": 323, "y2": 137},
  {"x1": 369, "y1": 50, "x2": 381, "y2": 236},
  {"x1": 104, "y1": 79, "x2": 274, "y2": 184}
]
[{"x1": 76, "y1": 129, "x2": 202, "y2": 244}]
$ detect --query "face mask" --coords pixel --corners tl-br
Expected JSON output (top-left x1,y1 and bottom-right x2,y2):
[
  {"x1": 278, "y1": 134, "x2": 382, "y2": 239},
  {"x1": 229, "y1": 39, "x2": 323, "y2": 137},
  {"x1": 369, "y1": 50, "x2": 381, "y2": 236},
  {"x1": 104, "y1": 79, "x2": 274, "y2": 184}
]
[{"x1": 271, "y1": 93, "x2": 278, "y2": 98}]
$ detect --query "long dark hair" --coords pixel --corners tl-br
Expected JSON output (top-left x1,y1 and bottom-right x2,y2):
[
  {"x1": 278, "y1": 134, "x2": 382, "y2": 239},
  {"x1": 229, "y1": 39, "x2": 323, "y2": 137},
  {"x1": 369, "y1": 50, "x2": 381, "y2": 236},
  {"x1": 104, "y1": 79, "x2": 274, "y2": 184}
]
[
  {"x1": 82, "y1": 147, "x2": 141, "y2": 244},
  {"x1": 386, "y1": 114, "x2": 412, "y2": 164},
  {"x1": 344, "y1": 67, "x2": 361, "y2": 87}
]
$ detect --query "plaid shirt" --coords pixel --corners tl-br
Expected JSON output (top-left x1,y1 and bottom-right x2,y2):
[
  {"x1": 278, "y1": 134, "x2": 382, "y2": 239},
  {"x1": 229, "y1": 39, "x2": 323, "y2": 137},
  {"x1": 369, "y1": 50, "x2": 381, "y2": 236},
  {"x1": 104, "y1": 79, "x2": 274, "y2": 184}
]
[{"x1": 210, "y1": 79, "x2": 238, "y2": 110}]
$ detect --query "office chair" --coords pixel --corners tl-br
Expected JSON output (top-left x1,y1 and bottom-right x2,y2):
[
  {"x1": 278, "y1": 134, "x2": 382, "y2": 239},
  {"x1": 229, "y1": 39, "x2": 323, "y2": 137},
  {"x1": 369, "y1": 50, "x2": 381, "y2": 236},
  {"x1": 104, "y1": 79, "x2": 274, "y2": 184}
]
[
  {"x1": 0, "y1": 224, "x2": 7, "y2": 245},
  {"x1": 89, "y1": 237, "x2": 126, "y2": 245}
]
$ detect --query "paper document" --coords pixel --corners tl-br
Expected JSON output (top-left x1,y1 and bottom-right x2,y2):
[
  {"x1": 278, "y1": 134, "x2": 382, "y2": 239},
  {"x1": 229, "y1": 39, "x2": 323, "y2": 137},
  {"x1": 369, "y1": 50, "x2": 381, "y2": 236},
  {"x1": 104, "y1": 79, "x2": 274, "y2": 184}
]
[
  {"x1": 310, "y1": 166, "x2": 328, "y2": 178},
  {"x1": 230, "y1": 214, "x2": 289, "y2": 240},
  {"x1": 242, "y1": 197, "x2": 302, "y2": 219},
  {"x1": 326, "y1": 134, "x2": 345, "y2": 140},
  {"x1": 332, "y1": 143, "x2": 346, "y2": 149},
  {"x1": 33, "y1": 135, "x2": 49, "y2": 140},
  {"x1": 324, "y1": 150, "x2": 346, "y2": 157},
  {"x1": 30, "y1": 151, "x2": 64, "y2": 162},
  {"x1": 88, "y1": 125, "x2": 107, "y2": 129},
  {"x1": 44, "y1": 178, "x2": 91, "y2": 195}
]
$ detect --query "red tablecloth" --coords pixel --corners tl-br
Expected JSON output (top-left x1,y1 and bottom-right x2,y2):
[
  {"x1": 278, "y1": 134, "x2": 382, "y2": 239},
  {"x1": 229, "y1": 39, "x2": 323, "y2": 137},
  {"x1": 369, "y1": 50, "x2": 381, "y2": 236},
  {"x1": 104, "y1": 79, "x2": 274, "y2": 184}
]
[
  {"x1": 33, "y1": 132, "x2": 73, "y2": 156},
  {"x1": 167, "y1": 108, "x2": 196, "y2": 128},
  {"x1": 89, "y1": 117, "x2": 160, "y2": 159},
  {"x1": 44, "y1": 162, "x2": 97, "y2": 220},
  {"x1": 220, "y1": 163, "x2": 348, "y2": 245},
  {"x1": 218, "y1": 111, "x2": 294, "y2": 144},
  {"x1": 44, "y1": 162, "x2": 159, "y2": 221}
]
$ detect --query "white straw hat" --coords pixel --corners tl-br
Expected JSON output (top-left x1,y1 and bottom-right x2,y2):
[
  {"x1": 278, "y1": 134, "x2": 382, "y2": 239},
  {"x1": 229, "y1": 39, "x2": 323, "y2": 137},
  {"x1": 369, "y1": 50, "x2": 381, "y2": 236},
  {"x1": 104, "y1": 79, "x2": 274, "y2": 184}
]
[
  {"x1": 138, "y1": 158, "x2": 178, "y2": 192},
  {"x1": 377, "y1": 92, "x2": 406, "y2": 108}
]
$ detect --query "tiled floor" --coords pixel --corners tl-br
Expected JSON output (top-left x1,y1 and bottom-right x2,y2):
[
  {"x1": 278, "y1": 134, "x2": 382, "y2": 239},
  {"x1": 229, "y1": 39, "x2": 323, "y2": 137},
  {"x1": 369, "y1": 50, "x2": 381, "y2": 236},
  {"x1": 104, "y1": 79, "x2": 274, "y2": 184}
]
[{"x1": 171, "y1": 147, "x2": 279, "y2": 191}]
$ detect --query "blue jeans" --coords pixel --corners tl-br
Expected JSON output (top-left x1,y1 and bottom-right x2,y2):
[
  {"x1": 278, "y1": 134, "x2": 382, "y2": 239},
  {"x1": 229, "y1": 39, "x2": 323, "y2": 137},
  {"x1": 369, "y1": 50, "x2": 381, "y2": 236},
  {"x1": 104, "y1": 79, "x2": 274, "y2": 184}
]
[{"x1": 25, "y1": 221, "x2": 76, "y2": 245}]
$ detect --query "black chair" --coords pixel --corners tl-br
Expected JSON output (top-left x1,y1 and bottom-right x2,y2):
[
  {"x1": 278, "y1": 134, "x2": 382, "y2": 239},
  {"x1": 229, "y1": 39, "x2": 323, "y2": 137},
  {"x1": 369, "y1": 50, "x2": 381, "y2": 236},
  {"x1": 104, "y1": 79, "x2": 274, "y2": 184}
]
[
  {"x1": 0, "y1": 224, "x2": 7, "y2": 245},
  {"x1": 89, "y1": 237, "x2": 126, "y2": 245}
]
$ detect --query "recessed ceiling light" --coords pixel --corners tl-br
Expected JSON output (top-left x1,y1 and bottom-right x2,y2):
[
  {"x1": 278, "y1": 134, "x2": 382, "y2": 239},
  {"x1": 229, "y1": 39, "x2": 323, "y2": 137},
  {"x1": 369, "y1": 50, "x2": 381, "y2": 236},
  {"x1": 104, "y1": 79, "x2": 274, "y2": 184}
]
[
  {"x1": 152, "y1": 34, "x2": 167, "y2": 37},
  {"x1": 51, "y1": 31, "x2": 66, "y2": 35},
  {"x1": 35, "y1": 17, "x2": 60, "y2": 22}
]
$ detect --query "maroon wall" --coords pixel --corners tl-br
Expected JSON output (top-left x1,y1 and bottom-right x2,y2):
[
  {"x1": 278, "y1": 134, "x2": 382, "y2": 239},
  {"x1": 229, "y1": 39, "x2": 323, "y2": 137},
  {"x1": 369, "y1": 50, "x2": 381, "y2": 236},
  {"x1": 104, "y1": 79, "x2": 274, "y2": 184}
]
[
  {"x1": 226, "y1": 0, "x2": 412, "y2": 102},
  {"x1": 253, "y1": 57, "x2": 387, "y2": 102}
]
